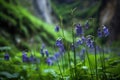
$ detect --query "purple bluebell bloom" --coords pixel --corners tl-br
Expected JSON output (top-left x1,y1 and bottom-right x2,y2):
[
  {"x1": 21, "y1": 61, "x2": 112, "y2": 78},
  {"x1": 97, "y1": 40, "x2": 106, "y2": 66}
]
[
  {"x1": 22, "y1": 51, "x2": 29, "y2": 62},
  {"x1": 85, "y1": 21, "x2": 89, "y2": 29},
  {"x1": 54, "y1": 52, "x2": 60, "y2": 58},
  {"x1": 59, "y1": 45, "x2": 65, "y2": 54},
  {"x1": 55, "y1": 25, "x2": 60, "y2": 32},
  {"x1": 81, "y1": 36, "x2": 86, "y2": 42},
  {"x1": 50, "y1": 56, "x2": 56, "y2": 61},
  {"x1": 75, "y1": 24, "x2": 83, "y2": 36},
  {"x1": 103, "y1": 25, "x2": 109, "y2": 37},
  {"x1": 4, "y1": 53, "x2": 9, "y2": 60},
  {"x1": 29, "y1": 55, "x2": 36, "y2": 63},
  {"x1": 76, "y1": 38, "x2": 83, "y2": 45},
  {"x1": 56, "y1": 38, "x2": 65, "y2": 55},
  {"x1": 86, "y1": 37, "x2": 94, "y2": 49},
  {"x1": 56, "y1": 38, "x2": 63, "y2": 47},
  {"x1": 46, "y1": 58, "x2": 53, "y2": 66},
  {"x1": 45, "y1": 49, "x2": 49, "y2": 57},
  {"x1": 97, "y1": 29, "x2": 103, "y2": 38}
]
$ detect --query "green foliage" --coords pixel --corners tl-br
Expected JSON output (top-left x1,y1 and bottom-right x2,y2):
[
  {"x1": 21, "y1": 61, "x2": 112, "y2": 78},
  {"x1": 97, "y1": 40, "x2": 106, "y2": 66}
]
[
  {"x1": 0, "y1": 0, "x2": 72, "y2": 54},
  {"x1": 0, "y1": 0, "x2": 120, "y2": 80},
  {"x1": 51, "y1": 0, "x2": 101, "y2": 25}
]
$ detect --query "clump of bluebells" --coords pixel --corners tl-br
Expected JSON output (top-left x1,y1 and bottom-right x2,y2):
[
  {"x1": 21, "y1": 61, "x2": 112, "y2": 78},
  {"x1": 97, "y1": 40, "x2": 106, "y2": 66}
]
[
  {"x1": 22, "y1": 51, "x2": 29, "y2": 62},
  {"x1": 0, "y1": 18, "x2": 111, "y2": 80},
  {"x1": 45, "y1": 37, "x2": 65, "y2": 66},
  {"x1": 51, "y1": 20, "x2": 110, "y2": 79},
  {"x1": 22, "y1": 51, "x2": 38, "y2": 63},
  {"x1": 73, "y1": 23, "x2": 109, "y2": 49},
  {"x1": 97, "y1": 25, "x2": 109, "y2": 37}
]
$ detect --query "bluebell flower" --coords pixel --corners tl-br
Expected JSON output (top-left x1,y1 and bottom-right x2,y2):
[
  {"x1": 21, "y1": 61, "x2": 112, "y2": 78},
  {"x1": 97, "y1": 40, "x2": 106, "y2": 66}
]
[
  {"x1": 59, "y1": 45, "x2": 65, "y2": 55},
  {"x1": 55, "y1": 25, "x2": 60, "y2": 32},
  {"x1": 56, "y1": 38, "x2": 63, "y2": 47},
  {"x1": 50, "y1": 56, "x2": 56, "y2": 61},
  {"x1": 22, "y1": 51, "x2": 29, "y2": 62},
  {"x1": 97, "y1": 29, "x2": 103, "y2": 38},
  {"x1": 86, "y1": 37, "x2": 94, "y2": 49},
  {"x1": 75, "y1": 36, "x2": 85, "y2": 47},
  {"x1": 76, "y1": 38, "x2": 83, "y2": 45},
  {"x1": 85, "y1": 21, "x2": 89, "y2": 29},
  {"x1": 46, "y1": 58, "x2": 53, "y2": 66},
  {"x1": 103, "y1": 25, "x2": 109, "y2": 37},
  {"x1": 45, "y1": 49, "x2": 49, "y2": 57},
  {"x1": 56, "y1": 38, "x2": 65, "y2": 55},
  {"x1": 81, "y1": 36, "x2": 86, "y2": 42},
  {"x1": 97, "y1": 25, "x2": 109, "y2": 38},
  {"x1": 4, "y1": 53, "x2": 9, "y2": 60},
  {"x1": 75, "y1": 24, "x2": 83, "y2": 36},
  {"x1": 29, "y1": 55, "x2": 36, "y2": 63},
  {"x1": 54, "y1": 52, "x2": 60, "y2": 58}
]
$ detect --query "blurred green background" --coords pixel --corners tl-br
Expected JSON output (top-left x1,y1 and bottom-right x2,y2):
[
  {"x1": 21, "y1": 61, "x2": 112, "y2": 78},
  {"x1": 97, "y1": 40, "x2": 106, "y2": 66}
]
[{"x1": 0, "y1": 0, "x2": 120, "y2": 53}]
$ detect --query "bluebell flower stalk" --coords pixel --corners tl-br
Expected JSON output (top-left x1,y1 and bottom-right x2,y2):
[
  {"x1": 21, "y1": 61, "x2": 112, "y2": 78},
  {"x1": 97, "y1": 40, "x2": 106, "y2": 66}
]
[
  {"x1": 56, "y1": 38, "x2": 63, "y2": 47},
  {"x1": 22, "y1": 51, "x2": 29, "y2": 62},
  {"x1": 46, "y1": 58, "x2": 53, "y2": 66},
  {"x1": 103, "y1": 25, "x2": 109, "y2": 37},
  {"x1": 86, "y1": 36, "x2": 94, "y2": 49},
  {"x1": 45, "y1": 49, "x2": 49, "y2": 57},
  {"x1": 75, "y1": 24, "x2": 83, "y2": 36},
  {"x1": 97, "y1": 29, "x2": 103, "y2": 38},
  {"x1": 97, "y1": 25, "x2": 109, "y2": 38},
  {"x1": 54, "y1": 52, "x2": 60, "y2": 59},
  {"x1": 76, "y1": 38, "x2": 83, "y2": 46}
]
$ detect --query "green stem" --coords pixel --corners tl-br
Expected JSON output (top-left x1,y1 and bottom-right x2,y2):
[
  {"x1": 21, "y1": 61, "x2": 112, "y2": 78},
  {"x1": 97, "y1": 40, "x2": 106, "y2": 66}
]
[
  {"x1": 99, "y1": 49, "x2": 104, "y2": 80},
  {"x1": 67, "y1": 45, "x2": 73, "y2": 79},
  {"x1": 72, "y1": 24, "x2": 77, "y2": 79},
  {"x1": 86, "y1": 49, "x2": 94, "y2": 79},
  {"x1": 102, "y1": 46, "x2": 107, "y2": 80},
  {"x1": 60, "y1": 16, "x2": 65, "y2": 73},
  {"x1": 71, "y1": 8, "x2": 77, "y2": 79},
  {"x1": 94, "y1": 42, "x2": 98, "y2": 80},
  {"x1": 57, "y1": 61, "x2": 64, "y2": 80}
]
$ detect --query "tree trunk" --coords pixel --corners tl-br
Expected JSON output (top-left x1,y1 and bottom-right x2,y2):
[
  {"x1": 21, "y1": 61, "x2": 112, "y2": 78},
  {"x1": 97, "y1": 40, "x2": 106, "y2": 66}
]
[{"x1": 99, "y1": 0, "x2": 120, "y2": 41}]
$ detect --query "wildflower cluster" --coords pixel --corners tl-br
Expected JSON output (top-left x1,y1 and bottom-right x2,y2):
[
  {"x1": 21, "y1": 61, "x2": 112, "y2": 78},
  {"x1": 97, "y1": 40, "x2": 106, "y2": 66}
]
[
  {"x1": 40, "y1": 43, "x2": 49, "y2": 57},
  {"x1": 74, "y1": 23, "x2": 109, "y2": 49},
  {"x1": 46, "y1": 37, "x2": 65, "y2": 66},
  {"x1": 97, "y1": 25, "x2": 109, "y2": 37},
  {"x1": 22, "y1": 51, "x2": 38, "y2": 63}
]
